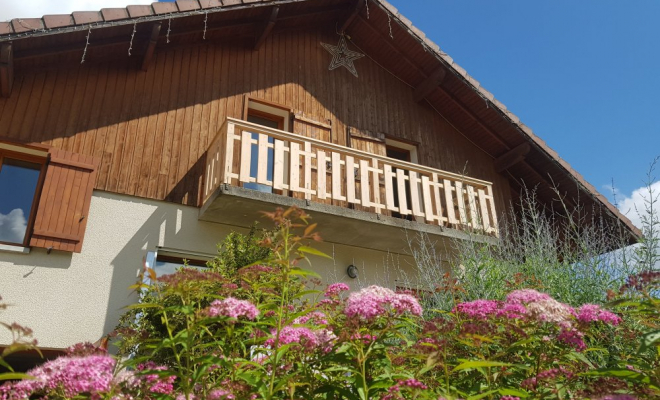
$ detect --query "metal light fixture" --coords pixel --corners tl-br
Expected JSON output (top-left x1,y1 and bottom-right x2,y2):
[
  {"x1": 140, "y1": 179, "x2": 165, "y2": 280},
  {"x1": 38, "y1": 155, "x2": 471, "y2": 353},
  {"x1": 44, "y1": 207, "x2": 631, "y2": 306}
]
[{"x1": 346, "y1": 264, "x2": 358, "y2": 279}]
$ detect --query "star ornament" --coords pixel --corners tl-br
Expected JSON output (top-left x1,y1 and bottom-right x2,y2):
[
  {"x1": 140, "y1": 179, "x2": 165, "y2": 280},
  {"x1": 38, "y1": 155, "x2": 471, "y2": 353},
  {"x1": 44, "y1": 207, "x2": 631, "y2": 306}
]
[{"x1": 321, "y1": 35, "x2": 365, "y2": 78}]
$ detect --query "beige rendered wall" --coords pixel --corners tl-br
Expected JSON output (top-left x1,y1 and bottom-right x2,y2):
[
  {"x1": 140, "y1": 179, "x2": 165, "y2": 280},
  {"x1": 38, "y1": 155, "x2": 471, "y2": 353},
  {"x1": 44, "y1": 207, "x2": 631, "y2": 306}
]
[{"x1": 0, "y1": 191, "x2": 422, "y2": 350}]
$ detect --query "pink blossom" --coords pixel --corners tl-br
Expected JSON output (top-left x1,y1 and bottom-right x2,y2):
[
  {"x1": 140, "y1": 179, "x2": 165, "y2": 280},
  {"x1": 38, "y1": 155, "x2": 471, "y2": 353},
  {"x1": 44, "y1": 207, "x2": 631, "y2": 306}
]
[
  {"x1": 293, "y1": 311, "x2": 328, "y2": 325},
  {"x1": 204, "y1": 297, "x2": 259, "y2": 321},
  {"x1": 557, "y1": 328, "x2": 586, "y2": 351},
  {"x1": 577, "y1": 304, "x2": 621, "y2": 326},
  {"x1": 506, "y1": 289, "x2": 551, "y2": 305},
  {"x1": 265, "y1": 326, "x2": 319, "y2": 350},
  {"x1": 325, "y1": 283, "x2": 350, "y2": 297},
  {"x1": 136, "y1": 362, "x2": 176, "y2": 394},
  {"x1": 344, "y1": 285, "x2": 422, "y2": 320},
  {"x1": 0, "y1": 354, "x2": 115, "y2": 399},
  {"x1": 495, "y1": 303, "x2": 527, "y2": 319},
  {"x1": 596, "y1": 396, "x2": 637, "y2": 400},
  {"x1": 453, "y1": 300, "x2": 499, "y2": 319},
  {"x1": 208, "y1": 388, "x2": 236, "y2": 400},
  {"x1": 525, "y1": 299, "x2": 575, "y2": 326}
]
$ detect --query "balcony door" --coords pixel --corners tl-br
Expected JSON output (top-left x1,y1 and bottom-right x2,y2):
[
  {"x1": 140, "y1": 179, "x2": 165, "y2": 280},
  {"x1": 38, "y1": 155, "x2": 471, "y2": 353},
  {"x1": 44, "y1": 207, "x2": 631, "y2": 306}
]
[
  {"x1": 243, "y1": 98, "x2": 289, "y2": 193},
  {"x1": 385, "y1": 139, "x2": 418, "y2": 220}
]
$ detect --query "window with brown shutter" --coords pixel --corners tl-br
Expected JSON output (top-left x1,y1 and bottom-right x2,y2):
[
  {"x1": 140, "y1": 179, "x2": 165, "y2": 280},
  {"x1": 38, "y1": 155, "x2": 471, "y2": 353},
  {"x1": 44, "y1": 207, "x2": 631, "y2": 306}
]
[
  {"x1": 0, "y1": 139, "x2": 98, "y2": 253},
  {"x1": 29, "y1": 147, "x2": 98, "y2": 253}
]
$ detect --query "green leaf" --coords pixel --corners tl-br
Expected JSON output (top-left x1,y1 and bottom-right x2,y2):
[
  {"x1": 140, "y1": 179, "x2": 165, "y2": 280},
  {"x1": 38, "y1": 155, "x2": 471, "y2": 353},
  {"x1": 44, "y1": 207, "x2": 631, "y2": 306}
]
[
  {"x1": 639, "y1": 330, "x2": 660, "y2": 353},
  {"x1": 453, "y1": 360, "x2": 513, "y2": 372},
  {"x1": 498, "y1": 388, "x2": 529, "y2": 398},
  {"x1": 582, "y1": 368, "x2": 657, "y2": 387},
  {"x1": 289, "y1": 268, "x2": 321, "y2": 278},
  {"x1": 0, "y1": 372, "x2": 33, "y2": 381},
  {"x1": 467, "y1": 389, "x2": 499, "y2": 400},
  {"x1": 298, "y1": 246, "x2": 332, "y2": 259}
]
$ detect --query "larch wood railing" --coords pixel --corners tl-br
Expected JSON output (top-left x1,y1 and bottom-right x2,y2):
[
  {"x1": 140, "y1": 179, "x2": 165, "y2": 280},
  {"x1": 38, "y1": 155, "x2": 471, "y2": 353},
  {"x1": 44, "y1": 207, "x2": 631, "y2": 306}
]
[{"x1": 204, "y1": 118, "x2": 498, "y2": 236}]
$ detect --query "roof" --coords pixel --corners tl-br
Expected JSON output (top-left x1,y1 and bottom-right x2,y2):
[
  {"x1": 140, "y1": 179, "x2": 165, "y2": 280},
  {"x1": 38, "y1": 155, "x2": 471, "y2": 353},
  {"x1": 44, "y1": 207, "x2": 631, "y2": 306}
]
[{"x1": 0, "y1": 0, "x2": 642, "y2": 244}]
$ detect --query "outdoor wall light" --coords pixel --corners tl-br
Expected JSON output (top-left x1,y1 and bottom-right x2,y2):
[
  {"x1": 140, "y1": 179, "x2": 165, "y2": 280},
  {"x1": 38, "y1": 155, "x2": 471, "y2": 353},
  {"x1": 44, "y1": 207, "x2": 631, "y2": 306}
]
[{"x1": 347, "y1": 264, "x2": 358, "y2": 279}]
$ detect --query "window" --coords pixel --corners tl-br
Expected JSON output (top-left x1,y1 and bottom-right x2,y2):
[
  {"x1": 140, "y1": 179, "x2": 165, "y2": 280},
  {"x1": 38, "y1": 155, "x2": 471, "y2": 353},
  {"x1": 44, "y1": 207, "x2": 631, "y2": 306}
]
[
  {"x1": 242, "y1": 97, "x2": 291, "y2": 194},
  {"x1": 0, "y1": 139, "x2": 98, "y2": 253},
  {"x1": 0, "y1": 145, "x2": 47, "y2": 247},
  {"x1": 145, "y1": 248, "x2": 212, "y2": 280}
]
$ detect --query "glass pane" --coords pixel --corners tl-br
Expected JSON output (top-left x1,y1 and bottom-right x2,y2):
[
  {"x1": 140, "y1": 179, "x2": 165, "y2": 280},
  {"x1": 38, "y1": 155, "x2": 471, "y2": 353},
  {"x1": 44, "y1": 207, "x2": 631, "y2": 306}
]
[{"x1": 0, "y1": 158, "x2": 41, "y2": 245}]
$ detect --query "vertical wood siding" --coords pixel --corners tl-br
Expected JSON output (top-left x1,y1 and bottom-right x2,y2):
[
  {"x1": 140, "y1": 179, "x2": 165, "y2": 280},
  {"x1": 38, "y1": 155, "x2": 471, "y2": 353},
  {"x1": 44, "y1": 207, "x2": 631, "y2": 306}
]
[{"x1": 0, "y1": 27, "x2": 511, "y2": 212}]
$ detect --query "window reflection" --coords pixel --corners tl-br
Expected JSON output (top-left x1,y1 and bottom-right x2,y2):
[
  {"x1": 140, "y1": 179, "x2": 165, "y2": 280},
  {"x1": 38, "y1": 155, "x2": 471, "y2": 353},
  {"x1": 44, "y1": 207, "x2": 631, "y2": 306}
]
[{"x1": 0, "y1": 158, "x2": 41, "y2": 245}]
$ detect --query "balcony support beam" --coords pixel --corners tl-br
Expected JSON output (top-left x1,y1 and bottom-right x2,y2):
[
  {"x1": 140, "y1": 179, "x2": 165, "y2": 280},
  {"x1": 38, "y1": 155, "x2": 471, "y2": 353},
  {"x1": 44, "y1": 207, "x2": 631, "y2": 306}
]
[
  {"x1": 340, "y1": 0, "x2": 365, "y2": 33},
  {"x1": 413, "y1": 67, "x2": 446, "y2": 103},
  {"x1": 141, "y1": 22, "x2": 161, "y2": 71},
  {"x1": 0, "y1": 42, "x2": 13, "y2": 98},
  {"x1": 494, "y1": 143, "x2": 530, "y2": 172},
  {"x1": 254, "y1": 6, "x2": 279, "y2": 51}
]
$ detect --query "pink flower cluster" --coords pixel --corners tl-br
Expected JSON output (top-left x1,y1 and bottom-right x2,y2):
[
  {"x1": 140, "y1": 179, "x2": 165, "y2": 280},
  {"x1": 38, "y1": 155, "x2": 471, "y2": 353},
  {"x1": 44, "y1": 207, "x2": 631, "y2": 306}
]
[
  {"x1": 265, "y1": 326, "x2": 319, "y2": 350},
  {"x1": 454, "y1": 289, "x2": 578, "y2": 326},
  {"x1": 136, "y1": 362, "x2": 176, "y2": 395},
  {"x1": 576, "y1": 304, "x2": 621, "y2": 325},
  {"x1": 382, "y1": 378, "x2": 428, "y2": 400},
  {"x1": 344, "y1": 285, "x2": 423, "y2": 320},
  {"x1": 0, "y1": 354, "x2": 115, "y2": 399},
  {"x1": 454, "y1": 300, "x2": 499, "y2": 320},
  {"x1": 204, "y1": 297, "x2": 259, "y2": 321},
  {"x1": 325, "y1": 283, "x2": 350, "y2": 297}
]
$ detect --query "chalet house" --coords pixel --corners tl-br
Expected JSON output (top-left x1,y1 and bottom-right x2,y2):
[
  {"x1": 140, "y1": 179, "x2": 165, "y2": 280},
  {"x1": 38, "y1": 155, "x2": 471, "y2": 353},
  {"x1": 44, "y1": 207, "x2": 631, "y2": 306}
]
[{"x1": 0, "y1": 0, "x2": 639, "y2": 359}]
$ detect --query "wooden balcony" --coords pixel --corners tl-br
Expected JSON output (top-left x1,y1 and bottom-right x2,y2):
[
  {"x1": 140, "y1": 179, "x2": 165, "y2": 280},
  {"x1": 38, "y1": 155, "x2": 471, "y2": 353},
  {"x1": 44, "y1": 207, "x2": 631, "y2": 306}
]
[{"x1": 200, "y1": 118, "x2": 498, "y2": 252}]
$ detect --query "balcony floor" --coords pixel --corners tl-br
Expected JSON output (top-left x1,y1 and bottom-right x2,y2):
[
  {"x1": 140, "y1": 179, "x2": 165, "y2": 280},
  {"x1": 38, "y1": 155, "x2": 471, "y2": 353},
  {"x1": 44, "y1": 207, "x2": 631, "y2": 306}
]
[{"x1": 199, "y1": 185, "x2": 497, "y2": 255}]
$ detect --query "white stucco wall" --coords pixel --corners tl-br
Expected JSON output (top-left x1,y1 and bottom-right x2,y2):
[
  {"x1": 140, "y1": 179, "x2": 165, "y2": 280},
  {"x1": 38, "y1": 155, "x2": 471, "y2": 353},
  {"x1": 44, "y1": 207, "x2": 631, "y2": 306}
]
[{"x1": 0, "y1": 191, "x2": 421, "y2": 349}]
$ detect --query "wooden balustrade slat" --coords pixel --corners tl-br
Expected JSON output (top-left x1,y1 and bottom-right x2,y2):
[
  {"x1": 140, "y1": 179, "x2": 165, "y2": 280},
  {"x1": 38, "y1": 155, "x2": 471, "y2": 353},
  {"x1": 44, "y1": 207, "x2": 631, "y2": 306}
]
[
  {"x1": 331, "y1": 152, "x2": 345, "y2": 201},
  {"x1": 384, "y1": 164, "x2": 396, "y2": 212},
  {"x1": 273, "y1": 139, "x2": 287, "y2": 190},
  {"x1": 346, "y1": 156, "x2": 358, "y2": 204},
  {"x1": 396, "y1": 168, "x2": 409, "y2": 215},
  {"x1": 257, "y1": 133, "x2": 270, "y2": 185}
]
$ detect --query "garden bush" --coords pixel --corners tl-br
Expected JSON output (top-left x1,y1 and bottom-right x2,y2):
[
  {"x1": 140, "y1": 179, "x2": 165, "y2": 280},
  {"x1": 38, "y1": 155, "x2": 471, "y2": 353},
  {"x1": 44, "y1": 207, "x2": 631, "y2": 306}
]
[{"x1": 1, "y1": 207, "x2": 658, "y2": 399}]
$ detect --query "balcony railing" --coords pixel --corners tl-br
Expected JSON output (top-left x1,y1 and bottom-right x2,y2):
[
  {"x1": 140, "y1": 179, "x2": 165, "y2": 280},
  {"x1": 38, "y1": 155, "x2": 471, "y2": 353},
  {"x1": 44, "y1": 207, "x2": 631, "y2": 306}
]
[{"x1": 204, "y1": 118, "x2": 498, "y2": 236}]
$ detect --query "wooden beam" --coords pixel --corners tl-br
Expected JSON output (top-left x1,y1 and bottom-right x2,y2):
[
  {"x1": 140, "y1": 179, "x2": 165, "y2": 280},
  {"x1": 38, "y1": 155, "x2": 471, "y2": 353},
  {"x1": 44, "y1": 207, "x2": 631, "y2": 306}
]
[
  {"x1": 494, "y1": 143, "x2": 530, "y2": 172},
  {"x1": 340, "y1": 0, "x2": 365, "y2": 33},
  {"x1": 254, "y1": 6, "x2": 279, "y2": 50},
  {"x1": 0, "y1": 42, "x2": 13, "y2": 98},
  {"x1": 141, "y1": 22, "x2": 161, "y2": 71},
  {"x1": 413, "y1": 67, "x2": 446, "y2": 102}
]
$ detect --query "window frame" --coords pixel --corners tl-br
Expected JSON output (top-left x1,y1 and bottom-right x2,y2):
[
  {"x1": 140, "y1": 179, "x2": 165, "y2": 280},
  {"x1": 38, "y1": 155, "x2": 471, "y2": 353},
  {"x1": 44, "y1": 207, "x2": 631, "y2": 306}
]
[{"x1": 0, "y1": 145, "x2": 48, "y2": 248}]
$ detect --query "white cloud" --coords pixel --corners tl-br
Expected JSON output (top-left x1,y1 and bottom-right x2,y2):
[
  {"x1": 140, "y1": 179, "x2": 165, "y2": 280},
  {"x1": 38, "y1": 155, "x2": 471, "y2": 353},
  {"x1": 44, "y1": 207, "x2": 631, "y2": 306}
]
[
  {"x1": 615, "y1": 181, "x2": 660, "y2": 231},
  {"x1": 1, "y1": 0, "x2": 154, "y2": 22},
  {"x1": 0, "y1": 208, "x2": 27, "y2": 244}
]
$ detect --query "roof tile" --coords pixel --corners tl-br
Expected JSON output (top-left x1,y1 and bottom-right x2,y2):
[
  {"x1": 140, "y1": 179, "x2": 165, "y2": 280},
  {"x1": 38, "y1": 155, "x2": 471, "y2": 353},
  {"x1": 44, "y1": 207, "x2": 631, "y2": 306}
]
[
  {"x1": 11, "y1": 18, "x2": 44, "y2": 33},
  {"x1": 222, "y1": 0, "x2": 243, "y2": 6},
  {"x1": 127, "y1": 5, "x2": 154, "y2": 18},
  {"x1": 199, "y1": 0, "x2": 223, "y2": 9},
  {"x1": 452, "y1": 63, "x2": 467, "y2": 78},
  {"x1": 176, "y1": 0, "x2": 201, "y2": 12},
  {"x1": 43, "y1": 14, "x2": 75, "y2": 29},
  {"x1": 382, "y1": 2, "x2": 398, "y2": 15},
  {"x1": 101, "y1": 8, "x2": 130, "y2": 22},
  {"x1": 0, "y1": 22, "x2": 13, "y2": 35},
  {"x1": 152, "y1": 2, "x2": 179, "y2": 15},
  {"x1": 243, "y1": 0, "x2": 266, "y2": 4},
  {"x1": 72, "y1": 11, "x2": 103, "y2": 25}
]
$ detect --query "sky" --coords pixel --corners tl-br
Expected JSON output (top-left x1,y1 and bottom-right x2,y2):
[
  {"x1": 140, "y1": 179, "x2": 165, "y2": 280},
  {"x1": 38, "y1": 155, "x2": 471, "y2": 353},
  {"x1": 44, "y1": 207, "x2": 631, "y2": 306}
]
[{"x1": 1, "y1": 0, "x2": 659, "y2": 229}]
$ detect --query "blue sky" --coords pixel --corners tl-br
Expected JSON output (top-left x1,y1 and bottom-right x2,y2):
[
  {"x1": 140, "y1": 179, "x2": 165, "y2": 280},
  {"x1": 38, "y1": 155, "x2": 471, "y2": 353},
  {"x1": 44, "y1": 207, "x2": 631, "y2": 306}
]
[{"x1": 387, "y1": 0, "x2": 660, "y2": 203}]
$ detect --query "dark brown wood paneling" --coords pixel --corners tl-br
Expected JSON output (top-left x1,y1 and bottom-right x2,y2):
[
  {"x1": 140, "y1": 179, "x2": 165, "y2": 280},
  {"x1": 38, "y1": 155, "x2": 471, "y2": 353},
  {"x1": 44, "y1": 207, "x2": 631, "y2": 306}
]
[{"x1": 0, "y1": 26, "x2": 512, "y2": 215}]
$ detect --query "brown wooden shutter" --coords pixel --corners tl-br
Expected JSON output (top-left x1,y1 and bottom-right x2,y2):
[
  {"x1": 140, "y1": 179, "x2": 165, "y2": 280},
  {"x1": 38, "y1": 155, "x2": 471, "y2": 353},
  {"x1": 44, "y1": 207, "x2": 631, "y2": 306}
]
[
  {"x1": 348, "y1": 126, "x2": 387, "y2": 156},
  {"x1": 292, "y1": 112, "x2": 332, "y2": 142},
  {"x1": 29, "y1": 148, "x2": 99, "y2": 253}
]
